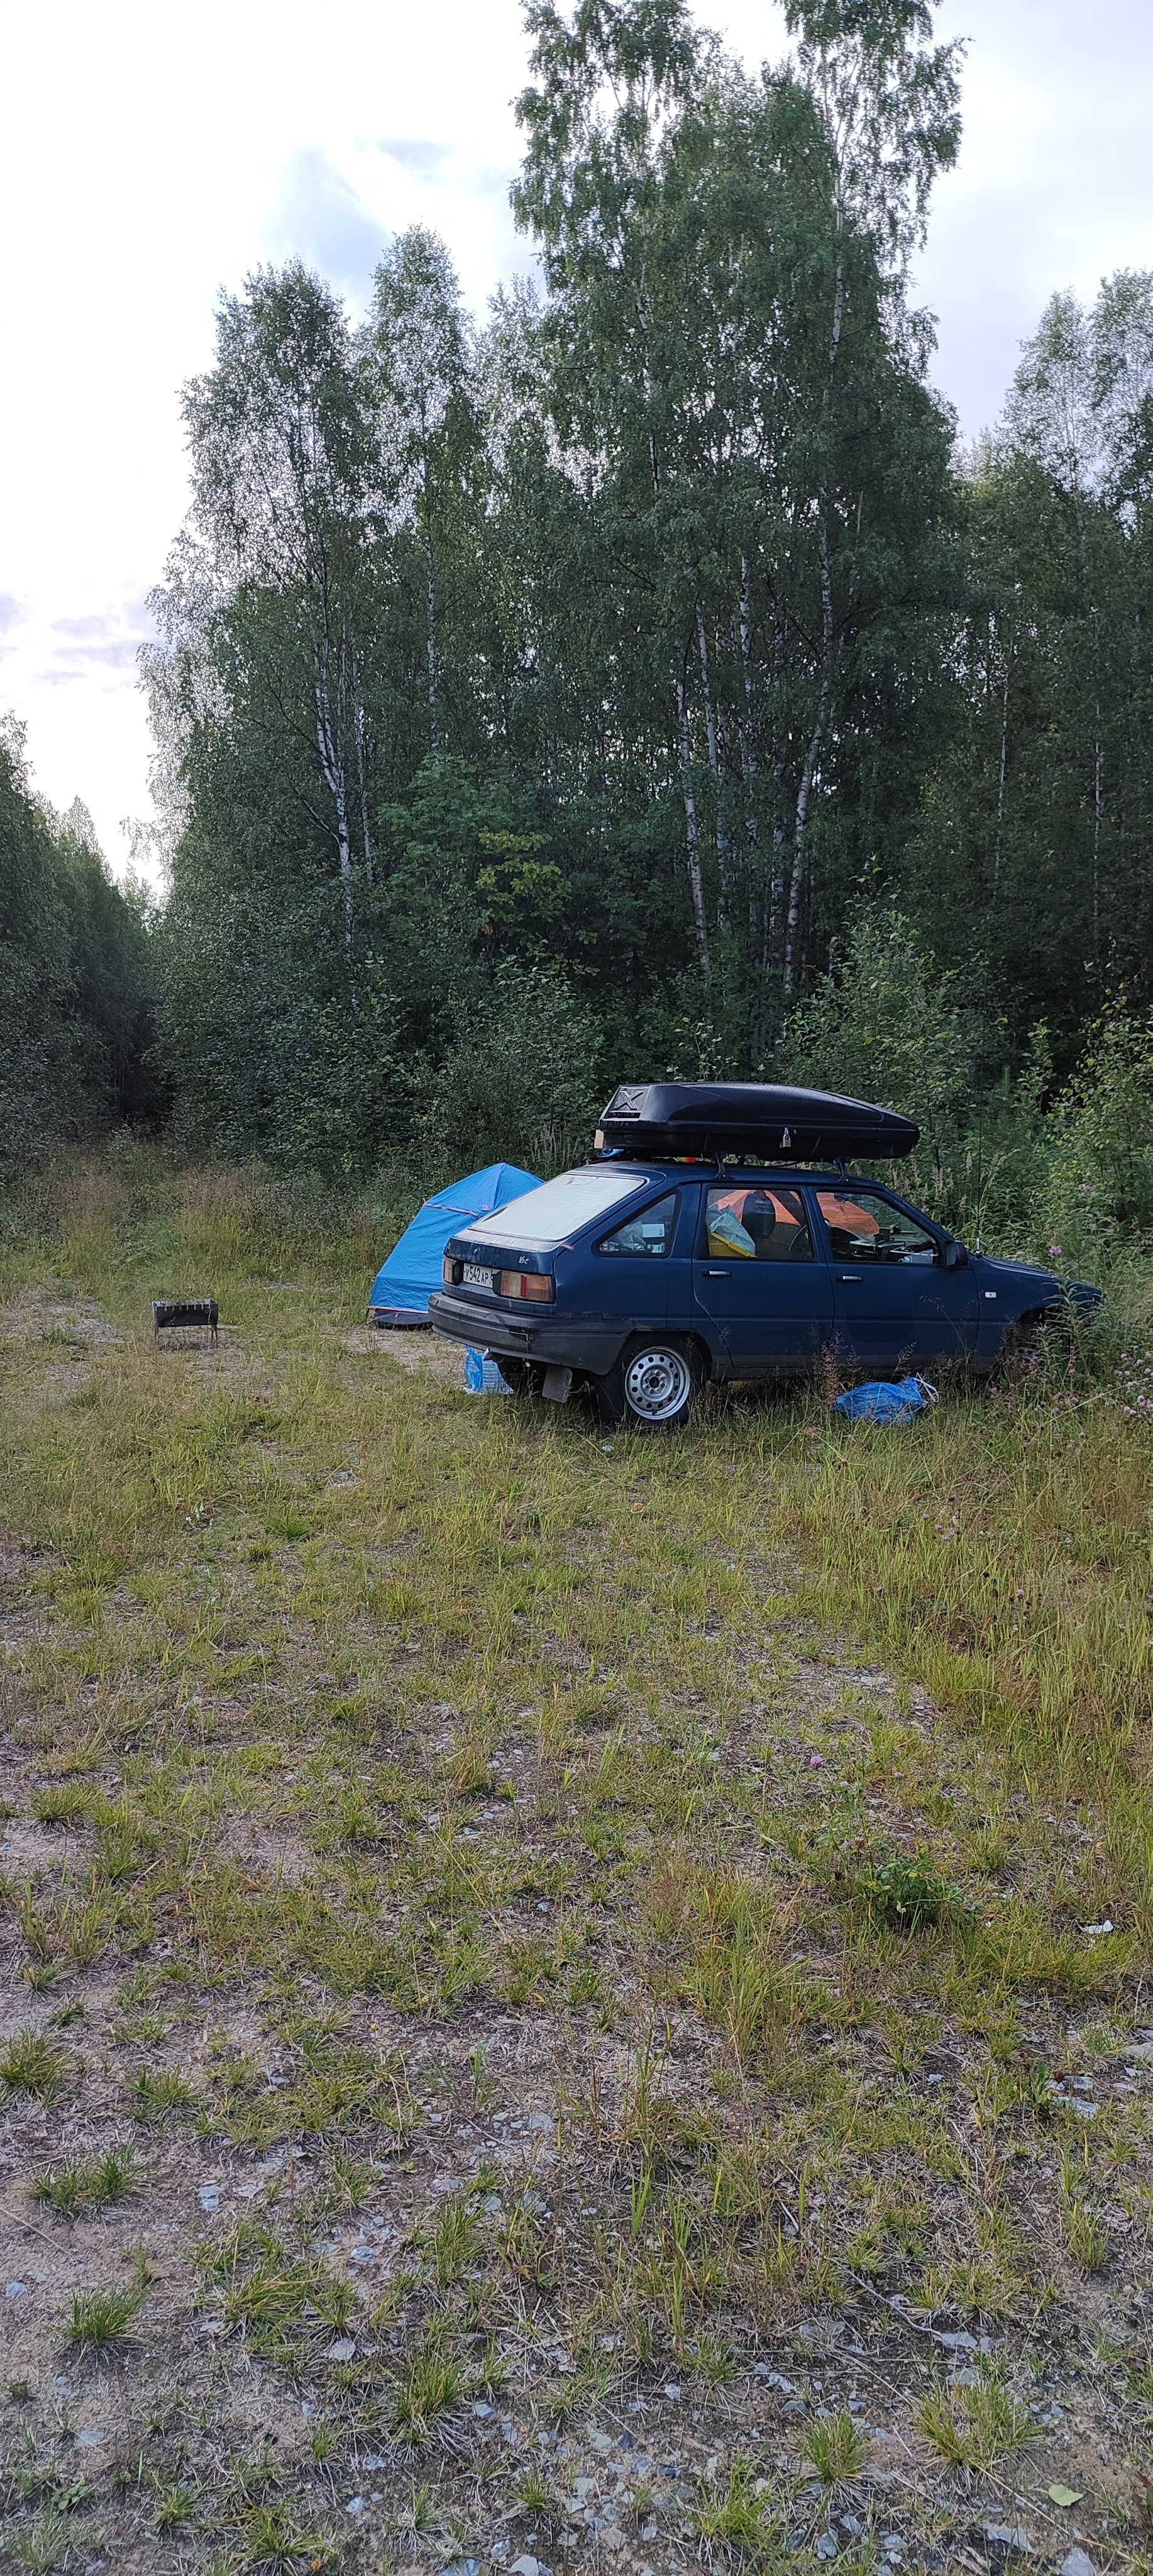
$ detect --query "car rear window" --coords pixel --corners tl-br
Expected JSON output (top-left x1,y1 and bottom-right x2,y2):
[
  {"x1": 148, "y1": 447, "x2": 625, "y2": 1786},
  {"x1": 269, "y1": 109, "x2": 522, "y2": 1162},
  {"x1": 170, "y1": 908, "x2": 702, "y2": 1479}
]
[{"x1": 463, "y1": 1169, "x2": 651, "y2": 1246}]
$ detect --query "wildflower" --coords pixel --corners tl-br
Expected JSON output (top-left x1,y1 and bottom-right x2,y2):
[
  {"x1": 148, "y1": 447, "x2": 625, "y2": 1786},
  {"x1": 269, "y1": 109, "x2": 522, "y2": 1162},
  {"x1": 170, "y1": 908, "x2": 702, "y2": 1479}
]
[{"x1": 1048, "y1": 1243, "x2": 1062, "y2": 1260}]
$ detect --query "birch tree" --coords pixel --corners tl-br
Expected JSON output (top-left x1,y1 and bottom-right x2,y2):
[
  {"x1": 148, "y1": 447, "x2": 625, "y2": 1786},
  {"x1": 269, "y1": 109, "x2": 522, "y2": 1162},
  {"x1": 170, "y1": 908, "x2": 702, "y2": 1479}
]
[
  {"x1": 778, "y1": 0, "x2": 963, "y2": 996},
  {"x1": 183, "y1": 264, "x2": 375, "y2": 962},
  {"x1": 367, "y1": 230, "x2": 483, "y2": 757}
]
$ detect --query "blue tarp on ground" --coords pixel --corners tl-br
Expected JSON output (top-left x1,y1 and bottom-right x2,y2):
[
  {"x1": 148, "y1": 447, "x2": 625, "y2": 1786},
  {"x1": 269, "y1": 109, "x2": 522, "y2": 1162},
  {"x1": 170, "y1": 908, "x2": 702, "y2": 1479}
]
[{"x1": 368, "y1": 1162, "x2": 541, "y2": 1322}]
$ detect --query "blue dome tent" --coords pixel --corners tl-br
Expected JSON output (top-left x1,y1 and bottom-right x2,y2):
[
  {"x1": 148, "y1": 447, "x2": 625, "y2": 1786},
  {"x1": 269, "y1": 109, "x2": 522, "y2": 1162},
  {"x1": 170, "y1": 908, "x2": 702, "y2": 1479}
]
[{"x1": 367, "y1": 1162, "x2": 541, "y2": 1327}]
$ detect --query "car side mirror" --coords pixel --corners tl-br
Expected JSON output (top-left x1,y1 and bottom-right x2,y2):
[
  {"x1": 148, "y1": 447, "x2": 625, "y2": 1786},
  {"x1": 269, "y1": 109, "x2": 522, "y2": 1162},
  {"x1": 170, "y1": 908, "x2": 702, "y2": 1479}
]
[{"x1": 939, "y1": 1237, "x2": 968, "y2": 1270}]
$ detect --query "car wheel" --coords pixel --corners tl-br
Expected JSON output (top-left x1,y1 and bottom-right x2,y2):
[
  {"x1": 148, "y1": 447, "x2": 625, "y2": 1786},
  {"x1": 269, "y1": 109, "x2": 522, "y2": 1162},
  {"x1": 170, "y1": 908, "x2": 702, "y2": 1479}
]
[
  {"x1": 998, "y1": 1309, "x2": 1067, "y2": 1374},
  {"x1": 595, "y1": 1338, "x2": 698, "y2": 1431},
  {"x1": 499, "y1": 1359, "x2": 546, "y2": 1397}
]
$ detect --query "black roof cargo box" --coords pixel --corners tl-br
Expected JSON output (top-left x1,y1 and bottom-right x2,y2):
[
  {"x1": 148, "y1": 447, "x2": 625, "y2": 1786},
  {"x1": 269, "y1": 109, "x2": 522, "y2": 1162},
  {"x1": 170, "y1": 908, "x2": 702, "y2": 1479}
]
[{"x1": 596, "y1": 1080, "x2": 919, "y2": 1162}]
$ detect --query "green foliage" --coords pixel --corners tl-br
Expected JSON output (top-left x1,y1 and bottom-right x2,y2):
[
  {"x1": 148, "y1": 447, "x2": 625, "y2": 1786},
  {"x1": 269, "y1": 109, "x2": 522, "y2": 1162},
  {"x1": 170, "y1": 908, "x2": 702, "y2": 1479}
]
[
  {"x1": 143, "y1": 0, "x2": 965, "y2": 1160},
  {"x1": 419, "y1": 960, "x2": 604, "y2": 1176},
  {"x1": 781, "y1": 907, "x2": 990, "y2": 1175},
  {"x1": 10, "y1": 22, "x2": 1153, "y2": 1203},
  {"x1": 908, "y1": 275, "x2": 1153, "y2": 1063},
  {"x1": 854, "y1": 1848, "x2": 962, "y2": 1933},
  {"x1": 0, "y1": 725, "x2": 160, "y2": 1180},
  {"x1": 1044, "y1": 1003, "x2": 1153, "y2": 1266}
]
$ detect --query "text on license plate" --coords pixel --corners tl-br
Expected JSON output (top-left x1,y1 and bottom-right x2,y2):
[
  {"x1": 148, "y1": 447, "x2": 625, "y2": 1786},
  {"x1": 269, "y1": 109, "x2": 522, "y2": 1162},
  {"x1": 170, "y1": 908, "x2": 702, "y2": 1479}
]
[{"x1": 463, "y1": 1263, "x2": 494, "y2": 1290}]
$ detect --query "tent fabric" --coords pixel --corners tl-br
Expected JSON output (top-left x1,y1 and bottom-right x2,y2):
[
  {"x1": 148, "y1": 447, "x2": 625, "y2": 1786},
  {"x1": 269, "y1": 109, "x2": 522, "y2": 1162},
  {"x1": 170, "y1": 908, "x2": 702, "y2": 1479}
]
[{"x1": 368, "y1": 1162, "x2": 541, "y2": 1323}]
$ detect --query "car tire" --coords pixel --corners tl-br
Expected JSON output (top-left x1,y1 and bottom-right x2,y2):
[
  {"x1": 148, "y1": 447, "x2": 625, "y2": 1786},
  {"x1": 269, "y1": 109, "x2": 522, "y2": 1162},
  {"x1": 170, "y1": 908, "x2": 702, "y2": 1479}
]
[
  {"x1": 594, "y1": 1337, "x2": 699, "y2": 1431},
  {"x1": 998, "y1": 1309, "x2": 1067, "y2": 1373},
  {"x1": 499, "y1": 1359, "x2": 547, "y2": 1398}
]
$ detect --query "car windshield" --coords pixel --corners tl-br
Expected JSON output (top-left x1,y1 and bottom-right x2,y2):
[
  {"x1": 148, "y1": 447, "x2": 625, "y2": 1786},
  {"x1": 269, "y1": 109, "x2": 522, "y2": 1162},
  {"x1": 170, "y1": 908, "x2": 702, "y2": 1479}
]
[{"x1": 463, "y1": 1169, "x2": 651, "y2": 1246}]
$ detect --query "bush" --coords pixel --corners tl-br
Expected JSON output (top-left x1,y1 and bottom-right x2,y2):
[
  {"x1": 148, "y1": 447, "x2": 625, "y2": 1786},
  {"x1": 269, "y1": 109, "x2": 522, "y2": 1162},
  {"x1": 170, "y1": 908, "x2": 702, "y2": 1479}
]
[
  {"x1": 419, "y1": 962, "x2": 604, "y2": 1179},
  {"x1": 1041, "y1": 1003, "x2": 1153, "y2": 1270},
  {"x1": 780, "y1": 907, "x2": 989, "y2": 1183}
]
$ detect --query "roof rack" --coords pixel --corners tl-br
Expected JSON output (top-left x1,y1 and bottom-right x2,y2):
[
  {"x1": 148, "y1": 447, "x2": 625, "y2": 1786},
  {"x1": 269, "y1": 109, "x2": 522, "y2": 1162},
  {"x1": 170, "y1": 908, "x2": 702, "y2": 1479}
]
[{"x1": 595, "y1": 1080, "x2": 919, "y2": 1163}]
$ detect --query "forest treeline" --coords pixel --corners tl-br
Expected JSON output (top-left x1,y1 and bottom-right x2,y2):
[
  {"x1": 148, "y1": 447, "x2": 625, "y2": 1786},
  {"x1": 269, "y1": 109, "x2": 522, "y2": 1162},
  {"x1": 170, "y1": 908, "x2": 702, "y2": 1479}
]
[
  {"x1": 4, "y1": 0, "x2": 1153, "y2": 1266},
  {"x1": 0, "y1": 717, "x2": 160, "y2": 1179}
]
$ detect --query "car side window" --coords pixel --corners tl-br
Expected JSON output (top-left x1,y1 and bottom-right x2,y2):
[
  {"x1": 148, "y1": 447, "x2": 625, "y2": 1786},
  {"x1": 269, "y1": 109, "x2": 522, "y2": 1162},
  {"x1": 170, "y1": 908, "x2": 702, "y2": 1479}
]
[
  {"x1": 815, "y1": 1189, "x2": 937, "y2": 1265},
  {"x1": 704, "y1": 1185, "x2": 814, "y2": 1262},
  {"x1": 598, "y1": 1191, "x2": 679, "y2": 1256}
]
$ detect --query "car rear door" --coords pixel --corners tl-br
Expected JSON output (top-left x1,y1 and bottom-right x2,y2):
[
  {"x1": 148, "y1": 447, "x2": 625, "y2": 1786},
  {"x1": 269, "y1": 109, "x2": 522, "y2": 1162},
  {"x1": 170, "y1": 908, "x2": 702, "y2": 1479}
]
[
  {"x1": 812, "y1": 1187, "x2": 980, "y2": 1368},
  {"x1": 691, "y1": 1182, "x2": 833, "y2": 1375},
  {"x1": 578, "y1": 1185, "x2": 678, "y2": 1329}
]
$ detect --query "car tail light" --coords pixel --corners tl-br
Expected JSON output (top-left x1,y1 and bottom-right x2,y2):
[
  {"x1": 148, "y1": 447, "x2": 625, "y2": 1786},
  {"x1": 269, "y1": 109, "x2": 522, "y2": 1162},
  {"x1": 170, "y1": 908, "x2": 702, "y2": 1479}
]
[
  {"x1": 498, "y1": 1270, "x2": 554, "y2": 1302},
  {"x1": 442, "y1": 1255, "x2": 461, "y2": 1285}
]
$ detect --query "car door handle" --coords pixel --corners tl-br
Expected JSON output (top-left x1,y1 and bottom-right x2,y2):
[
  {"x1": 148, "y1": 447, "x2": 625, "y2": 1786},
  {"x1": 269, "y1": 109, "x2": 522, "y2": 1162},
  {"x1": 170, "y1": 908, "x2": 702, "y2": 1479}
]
[
  {"x1": 702, "y1": 1266, "x2": 731, "y2": 1277},
  {"x1": 837, "y1": 1273, "x2": 864, "y2": 1282}
]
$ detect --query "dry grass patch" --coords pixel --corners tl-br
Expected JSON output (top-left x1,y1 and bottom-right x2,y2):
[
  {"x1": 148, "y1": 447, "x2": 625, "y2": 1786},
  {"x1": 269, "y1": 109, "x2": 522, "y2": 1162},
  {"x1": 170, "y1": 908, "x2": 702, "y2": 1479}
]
[{"x1": 0, "y1": 1149, "x2": 1150, "y2": 2570}]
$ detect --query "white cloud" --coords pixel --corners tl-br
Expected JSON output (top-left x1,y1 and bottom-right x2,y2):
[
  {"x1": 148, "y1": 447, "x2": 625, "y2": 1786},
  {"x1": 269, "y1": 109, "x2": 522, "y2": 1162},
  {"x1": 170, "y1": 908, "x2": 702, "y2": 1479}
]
[{"x1": 263, "y1": 147, "x2": 390, "y2": 301}]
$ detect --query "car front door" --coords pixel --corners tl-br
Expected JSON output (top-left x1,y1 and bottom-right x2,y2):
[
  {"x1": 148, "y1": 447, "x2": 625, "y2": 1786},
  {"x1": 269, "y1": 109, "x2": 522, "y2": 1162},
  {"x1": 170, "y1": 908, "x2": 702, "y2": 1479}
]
[
  {"x1": 692, "y1": 1182, "x2": 833, "y2": 1375},
  {"x1": 812, "y1": 1186, "x2": 979, "y2": 1368}
]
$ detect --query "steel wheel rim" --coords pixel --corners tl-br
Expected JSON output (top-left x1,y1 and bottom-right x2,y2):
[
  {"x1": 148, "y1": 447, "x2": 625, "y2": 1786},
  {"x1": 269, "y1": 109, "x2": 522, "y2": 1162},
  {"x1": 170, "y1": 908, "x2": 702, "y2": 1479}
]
[{"x1": 623, "y1": 1346, "x2": 690, "y2": 1423}]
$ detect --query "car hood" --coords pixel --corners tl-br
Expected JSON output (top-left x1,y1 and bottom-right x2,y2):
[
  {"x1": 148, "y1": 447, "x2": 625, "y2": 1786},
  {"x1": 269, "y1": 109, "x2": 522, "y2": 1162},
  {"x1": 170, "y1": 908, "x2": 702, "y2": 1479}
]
[{"x1": 981, "y1": 1255, "x2": 1103, "y2": 1309}]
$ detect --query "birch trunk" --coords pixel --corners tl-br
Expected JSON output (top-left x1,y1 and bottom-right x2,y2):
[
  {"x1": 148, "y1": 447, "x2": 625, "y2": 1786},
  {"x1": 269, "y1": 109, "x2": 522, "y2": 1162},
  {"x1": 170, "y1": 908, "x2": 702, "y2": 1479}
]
[
  {"x1": 676, "y1": 673, "x2": 711, "y2": 997},
  {"x1": 314, "y1": 675, "x2": 356, "y2": 970},
  {"x1": 697, "y1": 602, "x2": 729, "y2": 927},
  {"x1": 426, "y1": 530, "x2": 439, "y2": 751},
  {"x1": 783, "y1": 514, "x2": 834, "y2": 1001},
  {"x1": 991, "y1": 628, "x2": 1012, "y2": 898}
]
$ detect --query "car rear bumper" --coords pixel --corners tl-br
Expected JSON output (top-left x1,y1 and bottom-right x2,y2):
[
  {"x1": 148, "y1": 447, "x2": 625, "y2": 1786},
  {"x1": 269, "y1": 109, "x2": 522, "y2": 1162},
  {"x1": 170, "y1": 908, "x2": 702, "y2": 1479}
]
[{"x1": 428, "y1": 1290, "x2": 630, "y2": 1375}]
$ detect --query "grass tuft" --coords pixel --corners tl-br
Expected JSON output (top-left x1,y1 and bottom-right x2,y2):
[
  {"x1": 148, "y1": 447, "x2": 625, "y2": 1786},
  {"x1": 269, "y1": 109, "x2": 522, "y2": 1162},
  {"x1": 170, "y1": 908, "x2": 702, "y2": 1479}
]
[
  {"x1": 391, "y1": 2324, "x2": 465, "y2": 2440},
  {"x1": 1, "y1": 2028, "x2": 71, "y2": 2104},
  {"x1": 915, "y1": 2368, "x2": 1030, "y2": 2469},
  {"x1": 30, "y1": 2146, "x2": 142, "y2": 2218},
  {"x1": 692, "y1": 2455, "x2": 776, "y2": 2552},
  {"x1": 802, "y1": 2409, "x2": 872, "y2": 2484},
  {"x1": 130, "y1": 2066, "x2": 196, "y2": 2123},
  {"x1": 67, "y1": 2268, "x2": 150, "y2": 2346},
  {"x1": 234, "y1": 2502, "x2": 333, "y2": 2570}
]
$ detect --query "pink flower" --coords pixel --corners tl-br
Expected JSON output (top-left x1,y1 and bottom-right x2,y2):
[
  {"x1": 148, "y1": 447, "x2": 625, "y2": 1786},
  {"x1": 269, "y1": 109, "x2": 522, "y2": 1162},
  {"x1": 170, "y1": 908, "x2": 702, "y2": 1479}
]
[
  {"x1": 1048, "y1": 1243, "x2": 1062, "y2": 1260},
  {"x1": 808, "y1": 1752, "x2": 824, "y2": 1768}
]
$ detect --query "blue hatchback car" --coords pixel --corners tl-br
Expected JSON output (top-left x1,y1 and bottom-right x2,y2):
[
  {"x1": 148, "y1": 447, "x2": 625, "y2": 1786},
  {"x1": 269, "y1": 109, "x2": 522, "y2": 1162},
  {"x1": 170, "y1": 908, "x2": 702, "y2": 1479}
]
[{"x1": 428, "y1": 1082, "x2": 1101, "y2": 1428}]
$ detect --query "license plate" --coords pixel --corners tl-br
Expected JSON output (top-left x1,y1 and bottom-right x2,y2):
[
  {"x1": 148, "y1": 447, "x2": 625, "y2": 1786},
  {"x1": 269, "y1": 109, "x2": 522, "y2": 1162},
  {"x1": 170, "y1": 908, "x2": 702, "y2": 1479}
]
[{"x1": 463, "y1": 1263, "x2": 494, "y2": 1291}]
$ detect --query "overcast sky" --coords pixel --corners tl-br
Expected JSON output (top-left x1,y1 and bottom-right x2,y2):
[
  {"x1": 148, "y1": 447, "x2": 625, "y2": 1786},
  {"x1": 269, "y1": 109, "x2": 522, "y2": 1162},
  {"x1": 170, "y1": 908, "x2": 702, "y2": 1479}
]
[{"x1": 2, "y1": 0, "x2": 1150, "y2": 875}]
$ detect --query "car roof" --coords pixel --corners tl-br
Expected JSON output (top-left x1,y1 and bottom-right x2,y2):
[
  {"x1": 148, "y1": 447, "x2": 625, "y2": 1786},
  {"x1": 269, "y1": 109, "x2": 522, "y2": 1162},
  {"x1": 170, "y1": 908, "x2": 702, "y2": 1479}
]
[{"x1": 598, "y1": 1159, "x2": 900, "y2": 1184}]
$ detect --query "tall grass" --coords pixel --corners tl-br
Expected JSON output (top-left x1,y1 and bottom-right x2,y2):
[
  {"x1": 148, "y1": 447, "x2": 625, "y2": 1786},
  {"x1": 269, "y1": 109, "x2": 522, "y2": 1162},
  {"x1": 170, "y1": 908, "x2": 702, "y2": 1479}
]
[{"x1": 0, "y1": 1138, "x2": 412, "y2": 1316}]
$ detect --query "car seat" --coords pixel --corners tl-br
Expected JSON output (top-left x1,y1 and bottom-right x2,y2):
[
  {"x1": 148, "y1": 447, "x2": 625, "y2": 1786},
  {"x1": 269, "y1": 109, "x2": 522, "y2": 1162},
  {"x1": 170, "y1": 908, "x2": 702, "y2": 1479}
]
[{"x1": 742, "y1": 1197, "x2": 778, "y2": 1257}]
